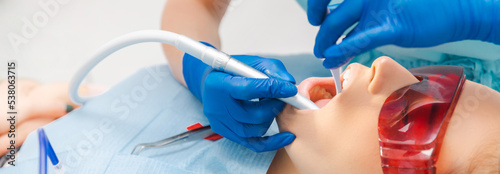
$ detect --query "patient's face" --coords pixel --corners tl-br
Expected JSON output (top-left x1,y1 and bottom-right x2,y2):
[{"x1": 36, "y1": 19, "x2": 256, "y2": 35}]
[{"x1": 277, "y1": 56, "x2": 500, "y2": 173}]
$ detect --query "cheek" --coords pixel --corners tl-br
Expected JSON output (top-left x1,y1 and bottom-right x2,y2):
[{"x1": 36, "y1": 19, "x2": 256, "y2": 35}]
[
  {"x1": 323, "y1": 104, "x2": 382, "y2": 172},
  {"x1": 285, "y1": 97, "x2": 384, "y2": 172},
  {"x1": 277, "y1": 105, "x2": 317, "y2": 134}
]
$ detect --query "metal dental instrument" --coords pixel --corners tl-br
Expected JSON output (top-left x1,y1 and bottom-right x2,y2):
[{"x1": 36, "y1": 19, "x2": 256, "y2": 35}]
[
  {"x1": 131, "y1": 125, "x2": 215, "y2": 155},
  {"x1": 69, "y1": 30, "x2": 320, "y2": 110}
]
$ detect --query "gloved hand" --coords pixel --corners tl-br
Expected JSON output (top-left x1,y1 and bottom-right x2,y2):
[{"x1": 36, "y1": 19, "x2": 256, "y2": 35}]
[
  {"x1": 183, "y1": 42, "x2": 297, "y2": 152},
  {"x1": 308, "y1": 0, "x2": 499, "y2": 69}
]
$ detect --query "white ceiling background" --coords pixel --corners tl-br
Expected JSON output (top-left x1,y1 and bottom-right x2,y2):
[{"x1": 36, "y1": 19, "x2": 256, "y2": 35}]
[{"x1": 0, "y1": 0, "x2": 319, "y2": 86}]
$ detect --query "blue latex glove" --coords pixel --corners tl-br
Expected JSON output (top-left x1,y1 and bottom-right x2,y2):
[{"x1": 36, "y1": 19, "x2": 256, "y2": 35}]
[
  {"x1": 308, "y1": 0, "x2": 500, "y2": 69},
  {"x1": 183, "y1": 42, "x2": 297, "y2": 152}
]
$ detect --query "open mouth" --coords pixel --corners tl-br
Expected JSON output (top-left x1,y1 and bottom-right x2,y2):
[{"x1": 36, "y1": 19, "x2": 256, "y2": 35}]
[{"x1": 297, "y1": 77, "x2": 340, "y2": 108}]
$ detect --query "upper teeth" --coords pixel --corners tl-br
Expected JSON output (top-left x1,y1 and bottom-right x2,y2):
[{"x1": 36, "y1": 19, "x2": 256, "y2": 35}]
[
  {"x1": 343, "y1": 69, "x2": 351, "y2": 80},
  {"x1": 342, "y1": 69, "x2": 351, "y2": 89}
]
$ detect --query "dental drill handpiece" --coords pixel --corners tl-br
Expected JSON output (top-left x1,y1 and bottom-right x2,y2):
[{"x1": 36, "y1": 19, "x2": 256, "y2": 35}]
[
  {"x1": 69, "y1": 30, "x2": 319, "y2": 110},
  {"x1": 175, "y1": 35, "x2": 320, "y2": 110}
]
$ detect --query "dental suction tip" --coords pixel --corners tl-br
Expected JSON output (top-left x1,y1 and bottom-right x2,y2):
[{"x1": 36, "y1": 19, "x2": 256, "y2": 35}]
[{"x1": 330, "y1": 68, "x2": 342, "y2": 94}]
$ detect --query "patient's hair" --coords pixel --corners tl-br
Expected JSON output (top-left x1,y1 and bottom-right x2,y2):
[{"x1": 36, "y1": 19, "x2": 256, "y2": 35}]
[{"x1": 447, "y1": 138, "x2": 500, "y2": 174}]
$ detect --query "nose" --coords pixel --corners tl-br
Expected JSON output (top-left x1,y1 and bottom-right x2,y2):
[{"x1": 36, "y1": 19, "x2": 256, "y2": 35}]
[{"x1": 368, "y1": 57, "x2": 420, "y2": 96}]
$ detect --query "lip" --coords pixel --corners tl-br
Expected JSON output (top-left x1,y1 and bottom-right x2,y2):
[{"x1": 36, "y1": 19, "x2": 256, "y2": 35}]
[{"x1": 296, "y1": 67, "x2": 354, "y2": 108}]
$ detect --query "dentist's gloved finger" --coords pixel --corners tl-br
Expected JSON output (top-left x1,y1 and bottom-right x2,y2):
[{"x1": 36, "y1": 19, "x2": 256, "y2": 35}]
[
  {"x1": 199, "y1": 41, "x2": 217, "y2": 49},
  {"x1": 307, "y1": 0, "x2": 333, "y2": 26},
  {"x1": 225, "y1": 130, "x2": 296, "y2": 152},
  {"x1": 209, "y1": 119, "x2": 272, "y2": 138},
  {"x1": 314, "y1": 0, "x2": 363, "y2": 58},
  {"x1": 259, "y1": 59, "x2": 296, "y2": 84},
  {"x1": 232, "y1": 55, "x2": 296, "y2": 83},
  {"x1": 243, "y1": 132, "x2": 295, "y2": 152},
  {"x1": 322, "y1": 26, "x2": 395, "y2": 69},
  {"x1": 227, "y1": 77, "x2": 298, "y2": 100},
  {"x1": 236, "y1": 99, "x2": 286, "y2": 124}
]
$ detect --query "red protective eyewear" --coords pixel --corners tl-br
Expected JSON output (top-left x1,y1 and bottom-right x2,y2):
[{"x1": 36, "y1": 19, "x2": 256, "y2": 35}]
[{"x1": 379, "y1": 66, "x2": 466, "y2": 173}]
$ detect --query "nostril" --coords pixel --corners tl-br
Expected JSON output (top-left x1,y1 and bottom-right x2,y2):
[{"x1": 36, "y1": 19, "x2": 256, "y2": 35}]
[{"x1": 415, "y1": 75, "x2": 424, "y2": 81}]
